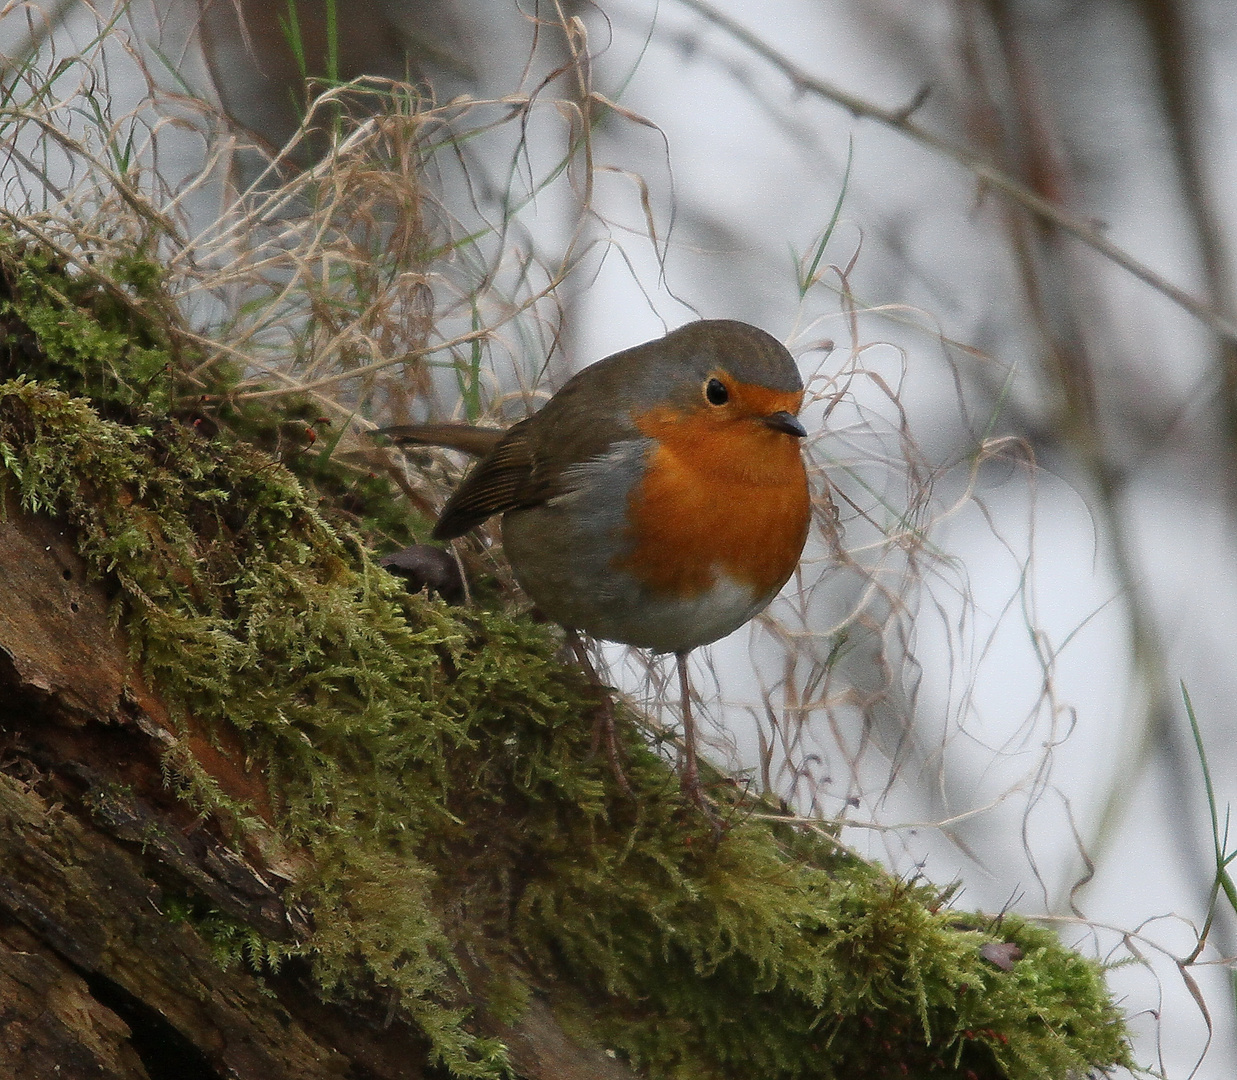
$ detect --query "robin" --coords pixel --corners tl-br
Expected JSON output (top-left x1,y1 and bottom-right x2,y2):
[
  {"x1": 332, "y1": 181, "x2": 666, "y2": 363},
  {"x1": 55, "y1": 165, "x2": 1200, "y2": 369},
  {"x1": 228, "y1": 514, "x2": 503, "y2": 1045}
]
[{"x1": 380, "y1": 319, "x2": 812, "y2": 810}]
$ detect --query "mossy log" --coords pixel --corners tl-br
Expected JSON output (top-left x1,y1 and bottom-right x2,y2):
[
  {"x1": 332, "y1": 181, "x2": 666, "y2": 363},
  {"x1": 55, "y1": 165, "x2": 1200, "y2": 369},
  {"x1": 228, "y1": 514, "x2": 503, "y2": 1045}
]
[
  {"x1": 0, "y1": 240, "x2": 1133, "y2": 1079},
  {"x1": 0, "y1": 479, "x2": 637, "y2": 1080}
]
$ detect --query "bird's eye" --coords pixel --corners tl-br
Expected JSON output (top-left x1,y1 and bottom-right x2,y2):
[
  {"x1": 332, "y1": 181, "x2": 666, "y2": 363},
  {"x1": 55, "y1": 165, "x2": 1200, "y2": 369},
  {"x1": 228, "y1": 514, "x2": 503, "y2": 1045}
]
[{"x1": 705, "y1": 377, "x2": 729, "y2": 406}]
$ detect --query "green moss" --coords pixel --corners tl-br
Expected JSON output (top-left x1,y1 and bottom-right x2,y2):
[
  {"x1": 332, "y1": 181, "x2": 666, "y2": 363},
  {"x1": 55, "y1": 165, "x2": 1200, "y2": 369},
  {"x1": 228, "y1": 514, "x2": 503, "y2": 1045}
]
[
  {"x1": 163, "y1": 894, "x2": 290, "y2": 974},
  {"x1": 0, "y1": 241, "x2": 1134, "y2": 1080},
  {"x1": 0, "y1": 232, "x2": 426, "y2": 551},
  {"x1": 0, "y1": 240, "x2": 174, "y2": 413}
]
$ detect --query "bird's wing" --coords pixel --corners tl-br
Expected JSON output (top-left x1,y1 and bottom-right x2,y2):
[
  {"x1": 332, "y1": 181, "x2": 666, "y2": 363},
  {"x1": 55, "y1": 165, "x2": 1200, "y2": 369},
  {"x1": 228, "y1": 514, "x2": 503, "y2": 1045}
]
[
  {"x1": 432, "y1": 421, "x2": 542, "y2": 539},
  {"x1": 430, "y1": 398, "x2": 639, "y2": 540}
]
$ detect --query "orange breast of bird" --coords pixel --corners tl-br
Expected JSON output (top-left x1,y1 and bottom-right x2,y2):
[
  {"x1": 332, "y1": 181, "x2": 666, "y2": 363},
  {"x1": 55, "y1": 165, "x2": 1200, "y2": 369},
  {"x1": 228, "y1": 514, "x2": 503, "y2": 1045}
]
[{"x1": 620, "y1": 385, "x2": 811, "y2": 602}]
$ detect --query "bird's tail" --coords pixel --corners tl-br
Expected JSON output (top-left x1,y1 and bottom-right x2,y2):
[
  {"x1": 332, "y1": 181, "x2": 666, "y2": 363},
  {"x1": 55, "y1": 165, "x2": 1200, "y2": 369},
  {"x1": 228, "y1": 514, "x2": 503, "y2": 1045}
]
[{"x1": 375, "y1": 423, "x2": 504, "y2": 458}]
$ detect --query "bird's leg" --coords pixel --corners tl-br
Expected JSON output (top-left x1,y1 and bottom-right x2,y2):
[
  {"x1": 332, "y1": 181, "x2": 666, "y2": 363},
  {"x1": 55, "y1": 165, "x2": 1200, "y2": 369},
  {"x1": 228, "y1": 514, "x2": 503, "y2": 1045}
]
[
  {"x1": 566, "y1": 630, "x2": 632, "y2": 796},
  {"x1": 675, "y1": 650, "x2": 722, "y2": 832},
  {"x1": 675, "y1": 651, "x2": 701, "y2": 793}
]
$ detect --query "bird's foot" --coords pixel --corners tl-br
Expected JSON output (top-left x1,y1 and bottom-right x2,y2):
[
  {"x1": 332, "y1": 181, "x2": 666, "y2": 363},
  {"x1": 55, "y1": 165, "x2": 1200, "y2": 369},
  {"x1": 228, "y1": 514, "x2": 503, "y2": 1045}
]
[
  {"x1": 589, "y1": 683, "x2": 634, "y2": 797},
  {"x1": 567, "y1": 631, "x2": 633, "y2": 797},
  {"x1": 678, "y1": 758, "x2": 724, "y2": 839}
]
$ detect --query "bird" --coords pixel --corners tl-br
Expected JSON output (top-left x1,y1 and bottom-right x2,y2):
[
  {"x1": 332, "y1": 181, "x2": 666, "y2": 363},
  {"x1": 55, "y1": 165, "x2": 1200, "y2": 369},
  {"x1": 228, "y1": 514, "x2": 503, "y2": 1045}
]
[{"x1": 379, "y1": 319, "x2": 812, "y2": 816}]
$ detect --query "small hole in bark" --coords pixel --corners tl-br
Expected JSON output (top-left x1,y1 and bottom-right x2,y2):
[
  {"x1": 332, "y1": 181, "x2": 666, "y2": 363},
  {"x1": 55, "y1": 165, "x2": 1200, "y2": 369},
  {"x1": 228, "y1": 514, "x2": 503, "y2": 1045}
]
[{"x1": 82, "y1": 970, "x2": 220, "y2": 1080}]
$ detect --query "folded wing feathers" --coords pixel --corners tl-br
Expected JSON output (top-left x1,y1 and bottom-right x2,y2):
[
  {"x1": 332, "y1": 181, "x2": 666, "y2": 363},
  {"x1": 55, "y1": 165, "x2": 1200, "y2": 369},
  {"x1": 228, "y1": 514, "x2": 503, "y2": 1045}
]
[{"x1": 432, "y1": 429, "x2": 541, "y2": 539}]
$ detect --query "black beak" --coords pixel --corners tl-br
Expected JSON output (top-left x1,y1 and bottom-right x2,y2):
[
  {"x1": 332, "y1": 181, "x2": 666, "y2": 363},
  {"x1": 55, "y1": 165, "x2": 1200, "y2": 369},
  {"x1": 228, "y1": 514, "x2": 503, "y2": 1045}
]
[{"x1": 762, "y1": 410, "x2": 807, "y2": 438}]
